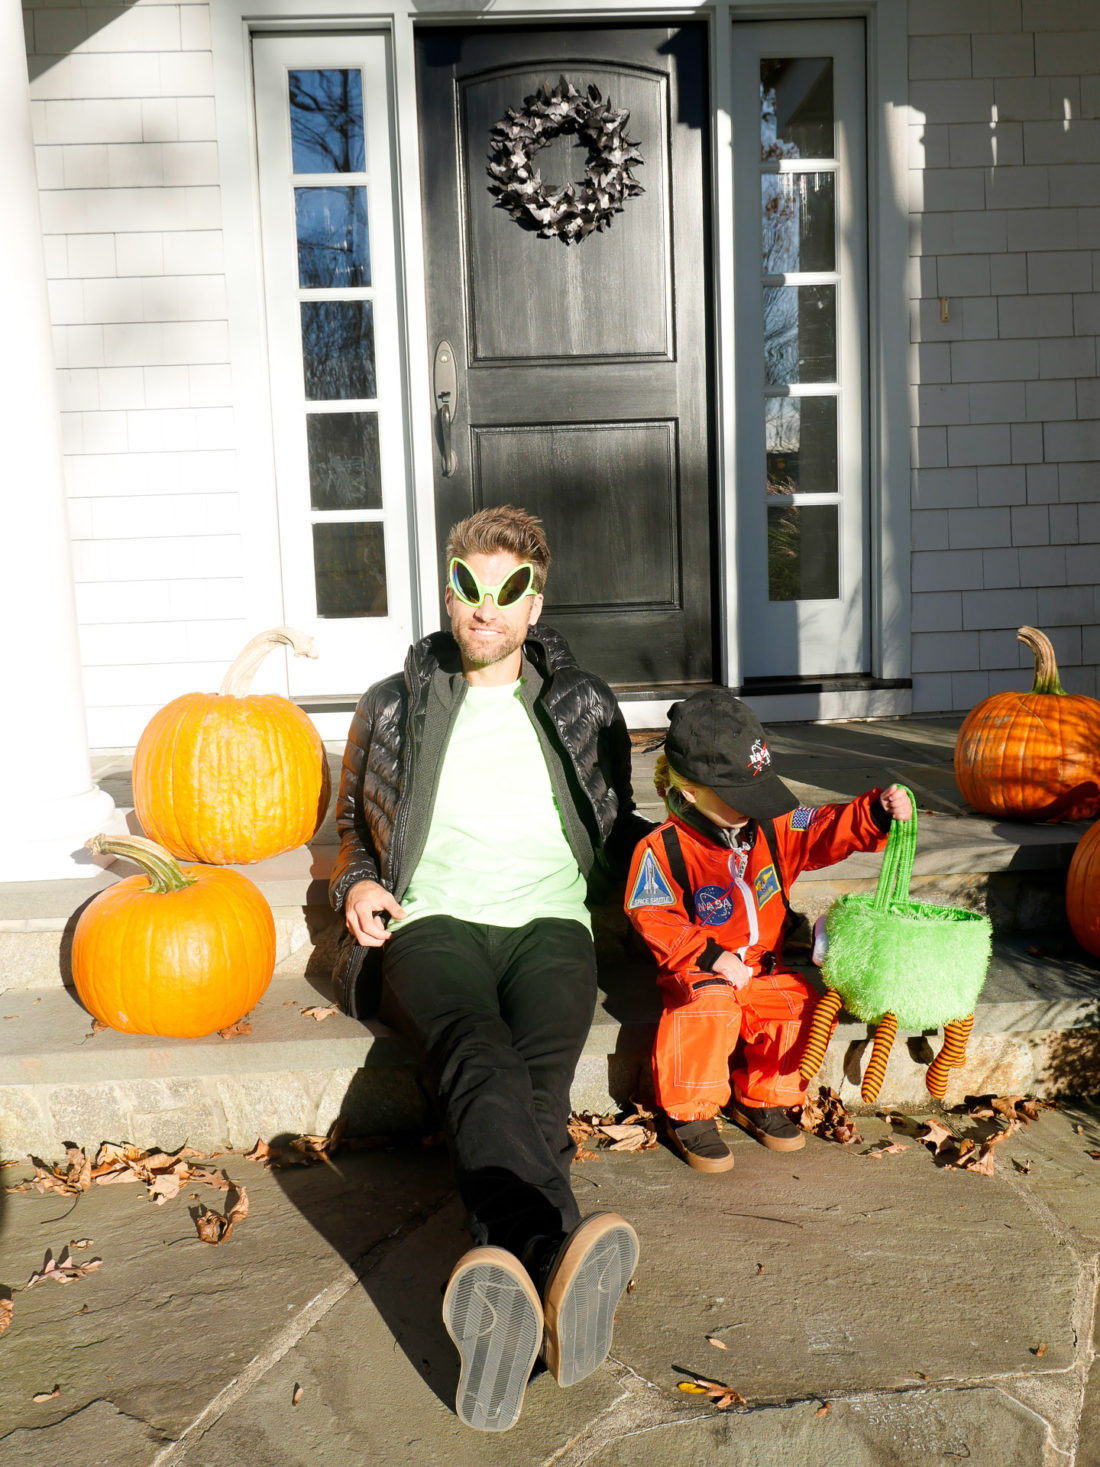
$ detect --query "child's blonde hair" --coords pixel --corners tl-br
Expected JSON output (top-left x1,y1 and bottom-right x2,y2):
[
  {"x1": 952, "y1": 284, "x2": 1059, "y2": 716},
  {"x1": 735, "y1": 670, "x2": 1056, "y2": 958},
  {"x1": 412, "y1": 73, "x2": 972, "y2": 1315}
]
[{"x1": 654, "y1": 753, "x2": 693, "y2": 805}]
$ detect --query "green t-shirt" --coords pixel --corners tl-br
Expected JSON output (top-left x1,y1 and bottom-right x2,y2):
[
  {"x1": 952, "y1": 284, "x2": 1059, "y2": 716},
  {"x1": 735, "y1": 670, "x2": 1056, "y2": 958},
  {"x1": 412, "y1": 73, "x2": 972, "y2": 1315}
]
[{"x1": 392, "y1": 679, "x2": 591, "y2": 933}]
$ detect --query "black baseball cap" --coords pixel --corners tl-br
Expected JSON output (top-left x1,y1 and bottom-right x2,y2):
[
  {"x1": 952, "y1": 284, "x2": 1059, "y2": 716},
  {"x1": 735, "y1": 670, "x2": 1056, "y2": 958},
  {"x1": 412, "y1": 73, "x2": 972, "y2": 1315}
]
[{"x1": 665, "y1": 690, "x2": 798, "y2": 821}]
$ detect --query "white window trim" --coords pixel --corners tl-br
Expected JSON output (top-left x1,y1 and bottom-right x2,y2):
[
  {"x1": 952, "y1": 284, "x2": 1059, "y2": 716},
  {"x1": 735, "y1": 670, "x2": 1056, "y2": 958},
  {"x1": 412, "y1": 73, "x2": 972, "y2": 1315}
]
[{"x1": 211, "y1": 0, "x2": 911, "y2": 725}]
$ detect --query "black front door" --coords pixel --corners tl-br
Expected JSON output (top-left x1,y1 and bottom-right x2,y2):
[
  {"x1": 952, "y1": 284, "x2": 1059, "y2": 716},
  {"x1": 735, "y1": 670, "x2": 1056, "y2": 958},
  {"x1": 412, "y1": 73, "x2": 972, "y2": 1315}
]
[{"x1": 416, "y1": 25, "x2": 714, "y2": 688}]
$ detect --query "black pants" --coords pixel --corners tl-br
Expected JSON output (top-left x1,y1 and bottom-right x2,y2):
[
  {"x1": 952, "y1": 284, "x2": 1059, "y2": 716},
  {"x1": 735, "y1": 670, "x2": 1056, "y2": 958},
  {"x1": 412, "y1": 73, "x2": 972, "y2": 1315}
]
[{"x1": 379, "y1": 915, "x2": 598, "y2": 1257}]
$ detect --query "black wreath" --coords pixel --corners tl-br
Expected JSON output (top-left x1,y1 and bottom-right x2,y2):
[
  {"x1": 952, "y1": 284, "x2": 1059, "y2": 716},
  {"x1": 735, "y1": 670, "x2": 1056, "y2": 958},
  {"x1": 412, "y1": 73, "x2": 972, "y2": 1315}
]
[{"x1": 487, "y1": 76, "x2": 644, "y2": 243}]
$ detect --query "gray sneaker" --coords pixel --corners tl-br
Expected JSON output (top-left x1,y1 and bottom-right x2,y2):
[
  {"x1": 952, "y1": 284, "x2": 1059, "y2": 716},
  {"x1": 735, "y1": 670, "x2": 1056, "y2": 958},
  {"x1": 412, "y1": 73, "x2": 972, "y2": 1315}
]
[
  {"x1": 442, "y1": 1246, "x2": 543, "y2": 1431},
  {"x1": 542, "y1": 1213, "x2": 640, "y2": 1387}
]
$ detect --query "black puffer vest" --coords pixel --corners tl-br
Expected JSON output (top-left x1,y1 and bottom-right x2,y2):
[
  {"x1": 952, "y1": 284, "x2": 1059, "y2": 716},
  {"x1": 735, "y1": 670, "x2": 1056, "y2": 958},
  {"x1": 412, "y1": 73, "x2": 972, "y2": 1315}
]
[{"x1": 328, "y1": 624, "x2": 646, "y2": 914}]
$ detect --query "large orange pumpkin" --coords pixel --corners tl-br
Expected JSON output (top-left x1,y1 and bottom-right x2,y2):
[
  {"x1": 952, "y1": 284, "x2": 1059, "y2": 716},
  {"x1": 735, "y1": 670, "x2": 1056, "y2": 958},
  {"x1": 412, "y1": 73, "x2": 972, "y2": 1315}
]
[
  {"x1": 74, "y1": 835, "x2": 275, "y2": 1036},
  {"x1": 133, "y1": 627, "x2": 330, "y2": 864},
  {"x1": 954, "y1": 626, "x2": 1100, "y2": 822},
  {"x1": 1067, "y1": 820, "x2": 1100, "y2": 958}
]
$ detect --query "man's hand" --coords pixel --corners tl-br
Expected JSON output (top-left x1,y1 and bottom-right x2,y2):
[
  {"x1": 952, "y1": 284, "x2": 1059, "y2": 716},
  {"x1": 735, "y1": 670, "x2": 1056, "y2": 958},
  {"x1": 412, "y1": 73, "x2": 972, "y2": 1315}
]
[
  {"x1": 344, "y1": 880, "x2": 406, "y2": 947},
  {"x1": 879, "y1": 784, "x2": 913, "y2": 822},
  {"x1": 711, "y1": 950, "x2": 753, "y2": 990}
]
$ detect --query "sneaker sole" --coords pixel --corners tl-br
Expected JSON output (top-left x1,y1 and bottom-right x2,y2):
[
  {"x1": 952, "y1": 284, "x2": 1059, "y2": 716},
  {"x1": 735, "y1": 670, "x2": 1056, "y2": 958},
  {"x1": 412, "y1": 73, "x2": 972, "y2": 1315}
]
[
  {"x1": 543, "y1": 1214, "x2": 640, "y2": 1388},
  {"x1": 726, "y1": 1100, "x2": 806, "y2": 1152},
  {"x1": 667, "y1": 1129, "x2": 735, "y2": 1173},
  {"x1": 442, "y1": 1247, "x2": 543, "y2": 1431}
]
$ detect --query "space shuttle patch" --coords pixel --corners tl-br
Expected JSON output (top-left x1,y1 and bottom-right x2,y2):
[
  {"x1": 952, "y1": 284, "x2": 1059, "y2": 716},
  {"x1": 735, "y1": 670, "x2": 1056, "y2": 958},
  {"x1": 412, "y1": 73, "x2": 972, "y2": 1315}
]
[{"x1": 627, "y1": 849, "x2": 677, "y2": 909}]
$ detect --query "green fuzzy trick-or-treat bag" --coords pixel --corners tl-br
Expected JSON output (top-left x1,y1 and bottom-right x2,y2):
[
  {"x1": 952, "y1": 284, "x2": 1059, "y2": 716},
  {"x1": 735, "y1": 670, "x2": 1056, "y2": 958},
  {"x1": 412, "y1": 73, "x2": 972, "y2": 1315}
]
[{"x1": 821, "y1": 789, "x2": 992, "y2": 1031}]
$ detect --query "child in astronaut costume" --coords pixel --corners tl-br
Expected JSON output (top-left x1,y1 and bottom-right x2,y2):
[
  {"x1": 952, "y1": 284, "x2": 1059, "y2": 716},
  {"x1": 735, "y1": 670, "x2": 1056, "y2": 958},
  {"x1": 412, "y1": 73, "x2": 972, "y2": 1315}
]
[{"x1": 625, "y1": 691, "x2": 911, "y2": 1173}]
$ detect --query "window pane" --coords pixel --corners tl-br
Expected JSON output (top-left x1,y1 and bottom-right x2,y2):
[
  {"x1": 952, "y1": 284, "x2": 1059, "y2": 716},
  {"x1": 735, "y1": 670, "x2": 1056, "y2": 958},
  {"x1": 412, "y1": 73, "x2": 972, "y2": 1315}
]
[
  {"x1": 301, "y1": 300, "x2": 376, "y2": 400},
  {"x1": 763, "y1": 284, "x2": 836, "y2": 385},
  {"x1": 767, "y1": 504, "x2": 838, "y2": 601},
  {"x1": 288, "y1": 70, "x2": 365, "y2": 174},
  {"x1": 762, "y1": 173, "x2": 835, "y2": 274},
  {"x1": 296, "y1": 187, "x2": 370, "y2": 288},
  {"x1": 760, "y1": 59, "x2": 834, "y2": 160},
  {"x1": 307, "y1": 412, "x2": 381, "y2": 510},
  {"x1": 765, "y1": 397, "x2": 838, "y2": 497},
  {"x1": 313, "y1": 521, "x2": 388, "y2": 617}
]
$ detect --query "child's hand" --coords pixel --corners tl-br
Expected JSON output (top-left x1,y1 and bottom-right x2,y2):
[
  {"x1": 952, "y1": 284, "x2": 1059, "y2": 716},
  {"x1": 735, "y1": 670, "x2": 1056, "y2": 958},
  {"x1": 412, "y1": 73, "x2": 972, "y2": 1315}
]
[
  {"x1": 879, "y1": 784, "x2": 913, "y2": 821},
  {"x1": 711, "y1": 950, "x2": 753, "y2": 989}
]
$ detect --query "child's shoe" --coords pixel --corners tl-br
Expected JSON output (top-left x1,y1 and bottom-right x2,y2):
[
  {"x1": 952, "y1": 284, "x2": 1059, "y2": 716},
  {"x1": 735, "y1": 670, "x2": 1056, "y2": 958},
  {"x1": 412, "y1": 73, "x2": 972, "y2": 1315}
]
[
  {"x1": 725, "y1": 1096, "x2": 805, "y2": 1152},
  {"x1": 668, "y1": 1118, "x2": 735, "y2": 1172}
]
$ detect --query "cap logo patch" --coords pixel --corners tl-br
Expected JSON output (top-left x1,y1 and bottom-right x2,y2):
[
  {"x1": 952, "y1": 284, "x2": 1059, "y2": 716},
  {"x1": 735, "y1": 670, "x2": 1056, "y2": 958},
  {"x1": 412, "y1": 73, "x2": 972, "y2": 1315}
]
[
  {"x1": 748, "y1": 738, "x2": 771, "y2": 777},
  {"x1": 627, "y1": 849, "x2": 677, "y2": 910}
]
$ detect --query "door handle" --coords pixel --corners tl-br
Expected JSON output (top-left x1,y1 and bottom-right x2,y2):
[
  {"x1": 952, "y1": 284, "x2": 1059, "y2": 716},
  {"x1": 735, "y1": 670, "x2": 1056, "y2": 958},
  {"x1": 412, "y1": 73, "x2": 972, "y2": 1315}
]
[{"x1": 433, "y1": 339, "x2": 458, "y2": 477}]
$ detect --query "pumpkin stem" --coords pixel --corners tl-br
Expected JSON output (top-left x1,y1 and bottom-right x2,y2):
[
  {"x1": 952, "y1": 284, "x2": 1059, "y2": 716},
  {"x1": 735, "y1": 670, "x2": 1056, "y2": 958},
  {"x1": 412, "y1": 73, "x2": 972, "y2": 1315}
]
[
  {"x1": 1018, "y1": 625, "x2": 1066, "y2": 696},
  {"x1": 219, "y1": 627, "x2": 318, "y2": 697},
  {"x1": 86, "y1": 834, "x2": 197, "y2": 893}
]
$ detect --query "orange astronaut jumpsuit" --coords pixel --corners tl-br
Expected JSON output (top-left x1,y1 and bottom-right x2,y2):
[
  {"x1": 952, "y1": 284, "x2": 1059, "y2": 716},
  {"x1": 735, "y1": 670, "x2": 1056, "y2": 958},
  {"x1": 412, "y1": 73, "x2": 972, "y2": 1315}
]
[{"x1": 625, "y1": 793, "x2": 889, "y2": 1122}]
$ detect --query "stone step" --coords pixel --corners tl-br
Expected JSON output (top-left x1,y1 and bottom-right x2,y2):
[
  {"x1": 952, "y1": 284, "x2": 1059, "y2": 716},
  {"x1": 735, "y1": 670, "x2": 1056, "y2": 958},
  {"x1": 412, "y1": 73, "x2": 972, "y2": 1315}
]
[
  {"x1": 2, "y1": 932, "x2": 1097, "y2": 1162},
  {"x1": 0, "y1": 806, "x2": 1086, "y2": 991}
]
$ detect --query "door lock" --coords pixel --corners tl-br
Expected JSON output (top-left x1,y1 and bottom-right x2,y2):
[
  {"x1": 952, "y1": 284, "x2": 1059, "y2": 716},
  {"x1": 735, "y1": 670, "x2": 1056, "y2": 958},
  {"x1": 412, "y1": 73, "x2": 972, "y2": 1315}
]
[{"x1": 433, "y1": 339, "x2": 459, "y2": 477}]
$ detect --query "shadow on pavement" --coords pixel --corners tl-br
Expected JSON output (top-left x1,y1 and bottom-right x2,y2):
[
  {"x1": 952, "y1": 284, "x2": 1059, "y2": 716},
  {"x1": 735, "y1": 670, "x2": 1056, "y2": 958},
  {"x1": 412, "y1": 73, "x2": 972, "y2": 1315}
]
[{"x1": 266, "y1": 1118, "x2": 468, "y2": 1416}]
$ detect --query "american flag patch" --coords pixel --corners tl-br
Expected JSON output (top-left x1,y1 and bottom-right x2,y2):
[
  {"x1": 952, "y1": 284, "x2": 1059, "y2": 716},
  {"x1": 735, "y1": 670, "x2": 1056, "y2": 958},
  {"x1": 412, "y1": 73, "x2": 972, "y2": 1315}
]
[{"x1": 789, "y1": 806, "x2": 818, "y2": 830}]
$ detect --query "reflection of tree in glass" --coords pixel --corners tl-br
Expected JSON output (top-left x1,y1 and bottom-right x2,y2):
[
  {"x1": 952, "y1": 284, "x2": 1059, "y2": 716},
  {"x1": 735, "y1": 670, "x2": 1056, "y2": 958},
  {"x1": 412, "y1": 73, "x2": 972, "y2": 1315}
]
[
  {"x1": 766, "y1": 398, "x2": 800, "y2": 496},
  {"x1": 314, "y1": 523, "x2": 388, "y2": 618},
  {"x1": 301, "y1": 302, "x2": 376, "y2": 402},
  {"x1": 296, "y1": 188, "x2": 370, "y2": 289},
  {"x1": 767, "y1": 504, "x2": 802, "y2": 601},
  {"x1": 289, "y1": 70, "x2": 365, "y2": 174}
]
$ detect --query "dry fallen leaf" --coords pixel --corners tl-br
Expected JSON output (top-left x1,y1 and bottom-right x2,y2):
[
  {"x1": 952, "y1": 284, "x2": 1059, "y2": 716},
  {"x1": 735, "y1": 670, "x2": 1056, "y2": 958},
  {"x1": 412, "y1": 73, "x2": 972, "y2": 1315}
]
[
  {"x1": 816, "y1": 1402, "x2": 832, "y2": 1417},
  {"x1": 965, "y1": 1094, "x2": 1055, "y2": 1127},
  {"x1": 6, "y1": 1150, "x2": 93, "y2": 1198},
  {"x1": 1075, "y1": 1124, "x2": 1085, "y2": 1136},
  {"x1": 245, "y1": 1138, "x2": 271, "y2": 1163},
  {"x1": 626, "y1": 1278, "x2": 637, "y2": 1295},
  {"x1": 32, "y1": 1387, "x2": 60, "y2": 1403},
  {"x1": 864, "y1": 1140, "x2": 909, "y2": 1159},
  {"x1": 23, "y1": 1250, "x2": 103, "y2": 1290},
  {"x1": 678, "y1": 1381, "x2": 708, "y2": 1394},
  {"x1": 568, "y1": 1105, "x2": 659, "y2": 1155},
  {"x1": 218, "y1": 1017, "x2": 252, "y2": 1039},
  {"x1": 916, "y1": 1120, "x2": 957, "y2": 1155},
  {"x1": 195, "y1": 1186, "x2": 249, "y2": 1245},
  {"x1": 799, "y1": 1088, "x2": 863, "y2": 1145},
  {"x1": 67, "y1": 1239, "x2": 94, "y2": 1251},
  {"x1": 292, "y1": 1383, "x2": 303, "y2": 1407},
  {"x1": 0, "y1": 1299, "x2": 12, "y2": 1336},
  {"x1": 301, "y1": 1006, "x2": 339, "y2": 1023},
  {"x1": 1034, "y1": 1342, "x2": 1048, "y2": 1358},
  {"x1": 706, "y1": 1335, "x2": 728, "y2": 1350},
  {"x1": 682, "y1": 1375, "x2": 747, "y2": 1411}
]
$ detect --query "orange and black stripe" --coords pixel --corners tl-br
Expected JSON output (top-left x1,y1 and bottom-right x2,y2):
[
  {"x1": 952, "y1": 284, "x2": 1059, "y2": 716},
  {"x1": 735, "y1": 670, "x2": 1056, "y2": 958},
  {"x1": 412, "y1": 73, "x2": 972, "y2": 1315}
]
[
  {"x1": 799, "y1": 988, "x2": 844, "y2": 1081},
  {"x1": 925, "y1": 1014, "x2": 974, "y2": 1099},
  {"x1": 860, "y1": 1014, "x2": 897, "y2": 1103}
]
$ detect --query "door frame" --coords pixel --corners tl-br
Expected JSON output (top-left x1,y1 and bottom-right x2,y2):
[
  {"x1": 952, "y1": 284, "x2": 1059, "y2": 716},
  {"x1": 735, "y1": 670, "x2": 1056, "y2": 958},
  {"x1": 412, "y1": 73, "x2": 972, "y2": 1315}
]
[{"x1": 211, "y1": 0, "x2": 911, "y2": 732}]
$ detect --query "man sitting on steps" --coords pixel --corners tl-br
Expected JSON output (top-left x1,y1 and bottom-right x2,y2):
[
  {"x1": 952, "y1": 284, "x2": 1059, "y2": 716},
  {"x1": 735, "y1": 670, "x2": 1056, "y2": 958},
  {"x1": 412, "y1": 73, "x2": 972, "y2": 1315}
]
[{"x1": 329, "y1": 504, "x2": 647, "y2": 1432}]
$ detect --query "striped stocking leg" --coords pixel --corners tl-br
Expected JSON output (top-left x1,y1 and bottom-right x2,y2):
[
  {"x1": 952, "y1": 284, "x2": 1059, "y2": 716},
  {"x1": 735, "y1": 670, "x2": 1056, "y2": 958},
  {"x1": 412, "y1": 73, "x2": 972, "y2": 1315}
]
[
  {"x1": 860, "y1": 1013, "x2": 898, "y2": 1103},
  {"x1": 925, "y1": 1014, "x2": 975, "y2": 1100},
  {"x1": 799, "y1": 988, "x2": 844, "y2": 1082}
]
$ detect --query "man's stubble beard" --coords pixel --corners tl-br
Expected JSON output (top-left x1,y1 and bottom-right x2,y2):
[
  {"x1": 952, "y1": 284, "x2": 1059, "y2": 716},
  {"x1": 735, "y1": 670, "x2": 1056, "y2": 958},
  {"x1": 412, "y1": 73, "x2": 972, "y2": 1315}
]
[{"x1": 452, "y1": 620, "x2": 528, "y2": 671}]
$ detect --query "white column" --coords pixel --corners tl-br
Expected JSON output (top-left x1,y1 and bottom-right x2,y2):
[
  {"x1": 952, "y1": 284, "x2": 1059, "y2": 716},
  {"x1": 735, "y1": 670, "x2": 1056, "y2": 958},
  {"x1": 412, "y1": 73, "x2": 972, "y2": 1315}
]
[{"x1": 0, "y1": 3, "x2": 118, "y2": 880}]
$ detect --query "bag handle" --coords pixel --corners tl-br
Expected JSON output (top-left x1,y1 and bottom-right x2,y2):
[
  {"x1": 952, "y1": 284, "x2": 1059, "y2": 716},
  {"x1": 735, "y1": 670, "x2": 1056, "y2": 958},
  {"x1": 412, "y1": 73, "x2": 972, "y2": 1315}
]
[{"x1": 872, "y1": 786, "x2": 917, "y2": 912}]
